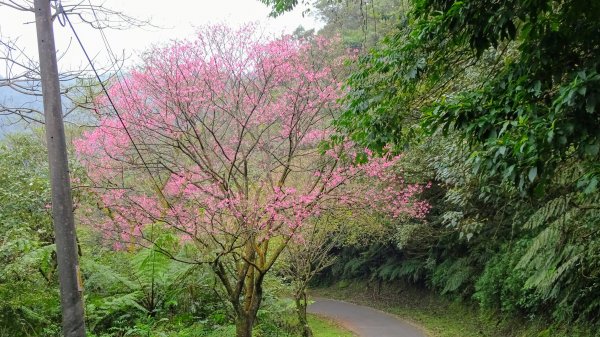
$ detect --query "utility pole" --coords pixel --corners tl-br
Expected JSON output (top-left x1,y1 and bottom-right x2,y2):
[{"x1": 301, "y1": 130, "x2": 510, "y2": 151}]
[{"x1": 34, "y1": 0, "x2": 87, "y2": 336}]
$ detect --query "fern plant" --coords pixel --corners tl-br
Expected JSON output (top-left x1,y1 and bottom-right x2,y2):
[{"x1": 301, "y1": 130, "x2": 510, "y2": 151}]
[
  {"x1": 82, "y1": 228, "x2": 212, "y2": 335},
  {"x1": 515, "y1": 188, "x2": 600, "y2": 322}
]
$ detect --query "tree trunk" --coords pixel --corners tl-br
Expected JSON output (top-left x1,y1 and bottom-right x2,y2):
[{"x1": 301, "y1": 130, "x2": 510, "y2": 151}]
[
  {"x1": 235, "y1": 314, "x2": 253, "y2": 337},
  {"x1": 234, "y1": 295, "x2": 262, "y2": 337},
  {"x1": 295, "y1": 290, "x2": 313, "y2": 337},
  {"x1": 233, "y1": 273, "x2": 264, "y2": 337},
  {"x1": 213, "y1": 237, "x2": 268, "y2": 337}
]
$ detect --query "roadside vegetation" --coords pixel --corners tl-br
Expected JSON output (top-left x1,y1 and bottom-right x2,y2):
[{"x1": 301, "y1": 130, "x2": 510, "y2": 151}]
[{"x1": 314, "y1": 281, "x2": 597, "y2": 337}]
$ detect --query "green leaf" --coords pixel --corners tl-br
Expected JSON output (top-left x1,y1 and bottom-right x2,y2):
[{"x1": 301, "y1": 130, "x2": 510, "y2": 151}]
[
  {"x1": 528, "y1": 166, "x2": 538, "y2": 182},
  {"x1": 584, "y1": 143, "x2": 600, "y2": 156},
  {"x1": 586, "y1": 96, "x2": 597, "y2": 113},
  {"x1": 584, "y1": 177, "x2": 598, "y2": 194},
  {"x1": 533, "y1": 80, "x2": 542, "y2": 95}
]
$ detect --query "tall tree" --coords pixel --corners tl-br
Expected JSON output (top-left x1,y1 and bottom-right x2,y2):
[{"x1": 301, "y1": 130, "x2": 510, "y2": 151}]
[
  {"x1": 74, "y1": 25, "x2": 429, "y2": 337},
  {"x1": 315, "y1": 0, "x2": 409, "y2": 50},
  {"x1": 279, "y1": 213, "x2": 344, "y2": 337}
]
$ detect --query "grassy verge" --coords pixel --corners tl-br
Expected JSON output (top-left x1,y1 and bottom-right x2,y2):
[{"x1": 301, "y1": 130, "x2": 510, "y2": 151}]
[
  {"x1": 309, "y1": 314, "x2": 356, "y2": 337},
  {"x1": 311, "y1": 281, "x2": 596, "y2": 337},
  {"x1": 200, "y1": 312, "x2": 355, "y2": 337}
]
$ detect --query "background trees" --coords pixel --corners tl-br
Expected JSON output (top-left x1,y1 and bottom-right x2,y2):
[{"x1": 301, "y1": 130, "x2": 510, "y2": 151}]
[
  {"x1": 340, "y1": 0, "x2": 600, "y2": 192},
  {"x1": 313, "y1": 0, "x2": 409, "y2": 50},
  {"x1": 278, "y1": 213, "x2": 344, "y2": 337}
]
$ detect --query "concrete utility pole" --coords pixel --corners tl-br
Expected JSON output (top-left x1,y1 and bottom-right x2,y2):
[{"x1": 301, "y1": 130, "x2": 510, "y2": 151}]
[{"x1": 34, "y1": 0, "x2": 87, "y2": 336}]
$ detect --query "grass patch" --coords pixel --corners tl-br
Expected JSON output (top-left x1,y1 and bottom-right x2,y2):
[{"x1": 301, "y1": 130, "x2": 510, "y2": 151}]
[
  {"x1": 199, "y1": 311, "x2": 355, "y2": 337},
  {"x1": 309, "y1": 314, "x2": 356, "y2": 337}
]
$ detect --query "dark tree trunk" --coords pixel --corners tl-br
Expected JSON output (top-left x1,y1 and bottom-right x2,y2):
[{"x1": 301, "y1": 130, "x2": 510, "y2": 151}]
[
  {"x1": 233, "y1": 290, "x2": 263, "y2": 337},
  {"x1": 212, "y1": 238, "x2": 270, "y2": 337},
  {"x1": 232, "y1": 271, "x2": 264, "y2": 337}
]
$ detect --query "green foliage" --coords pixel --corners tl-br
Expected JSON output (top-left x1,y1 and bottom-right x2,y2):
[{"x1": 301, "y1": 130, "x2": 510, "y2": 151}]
[
  {"x1": 474, "y1": 243, "x2": 541, "y2": 316},
  {"x1": 0, "y1": 134, "x2": 63, "y2": 336},
  {"x1": 430, "y1": 258, "x2": 472, "y2": 295},
  {"x1": 82, "y1": 229, "x2": 225, "y2": 336},
  {"x1": 340, "y1": 0, "x2": 600, "y2": 193},
  {"x1": 259, "y1": 0, "x2": 306, "y2": 17},
  {"x1": 325, "y1": 0, "x2": 600, "y2": 333},
  {"x1": 321, "y1": 128, "x2": 600, "y2": 330},
  {"x1": 518, "y1": 198, "x2": 600, "y2": 321}
]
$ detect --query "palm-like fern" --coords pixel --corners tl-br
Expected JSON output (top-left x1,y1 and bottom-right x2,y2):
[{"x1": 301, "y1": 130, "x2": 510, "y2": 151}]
[{"x1": 83, "y1": 243, "x2": 197, "y2": 332}]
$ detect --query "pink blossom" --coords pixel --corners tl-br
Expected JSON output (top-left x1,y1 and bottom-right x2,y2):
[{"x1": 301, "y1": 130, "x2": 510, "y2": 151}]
[{"x1": 74, "y1": 24, "x2": 430, "y2": 250}]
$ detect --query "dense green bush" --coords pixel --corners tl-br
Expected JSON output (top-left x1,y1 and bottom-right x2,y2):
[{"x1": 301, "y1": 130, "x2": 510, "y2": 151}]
[
  {"x1": 0, "y1": 134, "x2": 62, "y2": 336},
  {"x1": 474, "y1": 243, "x2": 540, "y2": 317},
  {"x1": 80, "y1": 226, "x2": 231, "y2": 336}
]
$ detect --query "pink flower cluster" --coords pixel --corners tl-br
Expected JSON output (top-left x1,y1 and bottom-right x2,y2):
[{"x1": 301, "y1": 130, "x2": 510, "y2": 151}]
[{"x1": 74, "y1": 24, "x2": 430, "y2": 248}]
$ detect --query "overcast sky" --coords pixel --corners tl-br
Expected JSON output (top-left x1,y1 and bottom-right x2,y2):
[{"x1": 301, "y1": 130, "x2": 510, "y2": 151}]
[{"x1": 0, "y1": 0, "x2": 323, "y2": 73}]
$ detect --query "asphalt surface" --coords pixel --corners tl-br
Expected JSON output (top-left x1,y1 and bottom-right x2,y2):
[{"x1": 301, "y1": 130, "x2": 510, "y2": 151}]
[{"x1": 308, "y1": 298, "x2": 427, "y2": 337}]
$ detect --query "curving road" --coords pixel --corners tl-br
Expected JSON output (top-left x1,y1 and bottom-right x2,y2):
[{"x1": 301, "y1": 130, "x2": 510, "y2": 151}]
[{"x1": 308, "y1": 298, "x2": 427, "y2": 337}]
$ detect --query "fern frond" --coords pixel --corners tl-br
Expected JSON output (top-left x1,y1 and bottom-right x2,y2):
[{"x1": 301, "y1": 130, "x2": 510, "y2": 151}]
[
  {"x1": 83, "y1": 258, "x2": 138, "y2": 291},
  {"x1": 524, "y1": 193, "x2": 576, "y2": 230}
]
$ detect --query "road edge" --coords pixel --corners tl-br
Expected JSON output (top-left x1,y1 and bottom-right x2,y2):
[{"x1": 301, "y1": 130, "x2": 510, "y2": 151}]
[{"x1": 309, "y1": 296, "x2": 432, "y2": 337}]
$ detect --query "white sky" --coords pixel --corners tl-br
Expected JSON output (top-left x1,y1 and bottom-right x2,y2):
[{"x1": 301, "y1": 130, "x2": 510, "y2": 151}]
[{"x1": 0, "y1": 0, "x2": 323, "y2": 73}]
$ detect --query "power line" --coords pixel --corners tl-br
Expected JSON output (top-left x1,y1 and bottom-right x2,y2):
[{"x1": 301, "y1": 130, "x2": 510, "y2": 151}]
[{"x1": 86, "y1": 0, "x2": 137, "y2": 105}]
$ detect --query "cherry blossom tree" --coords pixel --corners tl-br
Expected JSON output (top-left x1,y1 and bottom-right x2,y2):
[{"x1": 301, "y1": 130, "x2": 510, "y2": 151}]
[{"x1": 74, "y1": 24, "x2": 429, "y2": 337}]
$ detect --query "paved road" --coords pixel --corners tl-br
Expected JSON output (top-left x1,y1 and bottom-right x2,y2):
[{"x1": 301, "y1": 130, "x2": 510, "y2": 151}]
[{"x1": 308, "y1": 298, "x2": 427, "y2": 337}]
